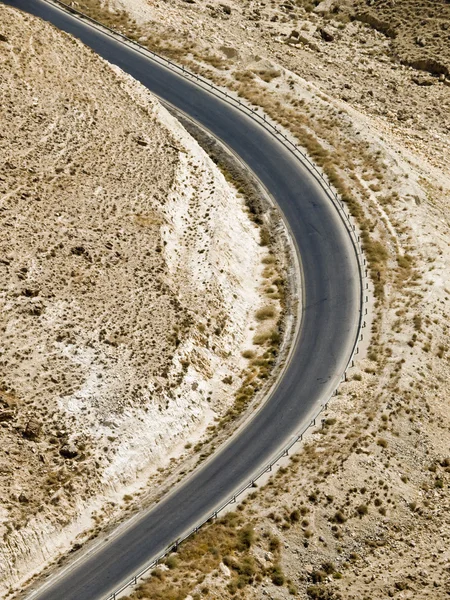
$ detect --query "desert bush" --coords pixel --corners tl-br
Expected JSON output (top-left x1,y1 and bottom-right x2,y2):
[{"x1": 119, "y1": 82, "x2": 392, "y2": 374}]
[
  {"x1": 269, "y1": 534, "x2": 280, "y2": 552},
  {"x1": 331, "y1": 510, "x2": 346, "y2": 524},
  {"x1": 356, "y1": 504, "x2": 368, "y2": 516},
  {"x1": 271, "y1": 564, "x2": 285, "y2": 586},
  {"x1": 289, "y1": 509, "x2": 300, "y2": 522},
  {"x1": 255, "y1": 306, "x2": 276, "y2": 321},
  {"x1": 254, "y1": 68, "x2": 281, "y2": 83}
]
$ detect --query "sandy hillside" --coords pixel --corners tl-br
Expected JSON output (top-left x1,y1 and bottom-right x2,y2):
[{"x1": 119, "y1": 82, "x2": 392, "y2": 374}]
[
  {"x1": 0, "y1": 4, "x2": 287, "y2": 594},
  {"x1": 59, "y1": 1, "x2": 450, "y2": 599}
]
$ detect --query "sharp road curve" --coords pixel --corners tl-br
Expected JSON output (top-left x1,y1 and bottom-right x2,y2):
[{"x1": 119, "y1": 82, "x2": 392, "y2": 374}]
[{"x1": 3, "y1": 1, "x2": 361, "y2": 598}]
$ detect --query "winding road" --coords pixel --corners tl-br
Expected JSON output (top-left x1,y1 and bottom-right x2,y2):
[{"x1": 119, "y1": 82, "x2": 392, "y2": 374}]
[{"x1": 3, "y1": 1, "x2": 361, "y2": 598}]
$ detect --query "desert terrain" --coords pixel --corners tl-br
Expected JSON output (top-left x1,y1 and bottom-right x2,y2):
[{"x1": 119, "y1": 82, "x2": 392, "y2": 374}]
[
  {"x1": 47, "y1": 0, "x2": 450, "y2": 599},
  {"x1": 1, "y1": 0, "x2": 449, "y2": 599},
  {"x1": 0, "y1": 4, "x2": 293, "y2": 594}
]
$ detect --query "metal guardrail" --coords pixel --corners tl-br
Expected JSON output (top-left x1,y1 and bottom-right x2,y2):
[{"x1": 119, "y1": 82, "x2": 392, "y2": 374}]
[{"x1": 36, "y1": 1, "x2": 368, "y2": 597}]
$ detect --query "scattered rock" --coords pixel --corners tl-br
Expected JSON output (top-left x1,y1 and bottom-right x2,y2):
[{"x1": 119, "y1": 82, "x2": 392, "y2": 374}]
[
  {"x1": 412, "y1": 74, "x2": 435, "y2": 86},
  {"x1": 22, "y1": 287, "x2": 39, "y2": 298},
  {"x1": 59, "y1": 443, "x2": 79, "y2": 459},
  {"x1": 319, "y1": 27, "x2": 335, "y2": 42},
  {"x1": 71, "y1": 245, "x2": 87, "y2": 256},
  {"x1": 288, "y1": 33, "x2": 320, "y2": 52},
  {"x1": 314, "y1": 0, "x2": 338, "y2": 15},
  {"x1": 135, "y1": 136, "x2": 148, "y2": 146},
  {"x1": 0, "y1": 462, "x2": 12, "y2": 474},
  {"x1": 23, "y1": 418, "x2": 42, "y2": 440},
  {"x1": 220, "y1": 45, "x2": 238, "y2": 59},
  {"x1": 0, "y1": 33, "x2": 7, "y2": 42},
  {"x1": 406, "y1": 57, "x2": 449, "y2": 77},
  {"x1": 28, "y1": 300, "x2": 44, "y2": 316},
  {"x1": 0, "y1": 410, "x2": 14, "y2": 421},
  {"x1": 355, "y1": 12, "x2": 398, "y2": 38}
]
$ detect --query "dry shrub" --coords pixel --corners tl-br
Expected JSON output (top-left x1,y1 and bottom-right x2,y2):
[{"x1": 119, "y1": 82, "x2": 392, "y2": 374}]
[{"x1": 255, "y1": 305, "x2": 276, "y2": 321}]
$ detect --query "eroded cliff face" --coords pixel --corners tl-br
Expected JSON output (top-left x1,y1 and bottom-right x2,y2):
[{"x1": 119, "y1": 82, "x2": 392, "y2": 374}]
[{"x1": 0, "y1": 6, "x2": 267, "y2": 591}]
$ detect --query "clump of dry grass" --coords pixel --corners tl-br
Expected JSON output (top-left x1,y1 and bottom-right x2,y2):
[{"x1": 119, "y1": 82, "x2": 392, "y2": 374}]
[
  {"x1": 126, "y1": 512, "x2": 271, "y2": 599},
  {"x1": 255, "y1": 305, "x2": 276, "y2": 321}
]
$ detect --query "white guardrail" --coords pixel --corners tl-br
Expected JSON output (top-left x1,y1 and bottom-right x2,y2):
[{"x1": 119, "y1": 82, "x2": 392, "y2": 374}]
[{"x1": 41, "y1": 1, "x2": 368, "y2": 597}]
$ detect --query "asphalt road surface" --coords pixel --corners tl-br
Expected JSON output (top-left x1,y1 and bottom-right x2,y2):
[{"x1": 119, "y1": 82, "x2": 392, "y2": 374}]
[{"x1": 3, "y1": 1, "x2": 361, "y2": 598}]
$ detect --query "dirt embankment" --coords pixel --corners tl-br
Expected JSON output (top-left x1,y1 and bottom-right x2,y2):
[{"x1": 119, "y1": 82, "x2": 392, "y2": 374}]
[{"x1": 0, "y1": 5, "x2": 286, "y2": 594}]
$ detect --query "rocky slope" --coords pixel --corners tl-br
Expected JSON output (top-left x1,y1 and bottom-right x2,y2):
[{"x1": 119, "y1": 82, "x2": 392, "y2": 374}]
[{"x1": 0, "y1": 5, "x2": 273, "y2": 594}]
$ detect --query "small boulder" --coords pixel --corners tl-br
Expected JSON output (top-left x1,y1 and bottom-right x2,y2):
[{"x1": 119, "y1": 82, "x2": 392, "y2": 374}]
[
  {"x1": 0, "y1": 462, "x2": 12, "y2": 474},
  {"x1": 412, "y1": 74, "x2": 434, "y2": 86},
  {"x1": 0, "y1": 410, "x2": 14, "y2": 422},
  {"x1": 319, "y1": 26, "x2": 335, "y2": 42},
  {"x1": 19, "y1": 493, "x2": 29, "y2": 504},
  {"x1": 28, "y1": 300, "x2": 44, "y2": 316},
  {"x1": 23, "y1": 418, "x2": 41, "y2": 440},
  {"x1": 59, "y1": 443, "x2": 78, "y2": 459}
]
